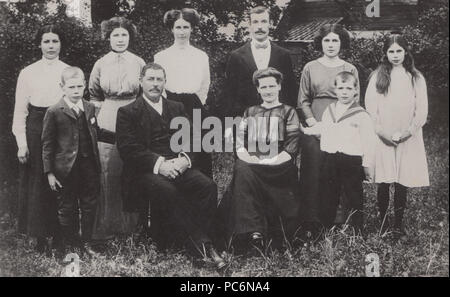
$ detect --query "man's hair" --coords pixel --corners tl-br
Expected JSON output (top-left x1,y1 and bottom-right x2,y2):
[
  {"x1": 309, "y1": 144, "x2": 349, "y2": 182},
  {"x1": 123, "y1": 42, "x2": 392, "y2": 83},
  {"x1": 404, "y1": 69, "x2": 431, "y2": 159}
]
[
  {"x1": 252, "y1": 67, "x2": 283, "y2": 87},
  {"x1": 140, "y1": 62, "x2": 166, "y2": 79},
  {"x1": 61, "y1": 66, "x2": 85, "y2": 85},
  {"x1": 249, "y1": 6, "x2": 269, "y2": 21},
  {"x1": 334, "y1": 71, "x2": 357, "y2": 88}
]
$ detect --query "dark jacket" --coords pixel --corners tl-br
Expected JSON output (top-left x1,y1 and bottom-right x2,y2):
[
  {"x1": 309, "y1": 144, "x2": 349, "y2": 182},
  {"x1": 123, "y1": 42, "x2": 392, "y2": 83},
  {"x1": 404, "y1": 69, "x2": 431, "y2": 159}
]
[
  {"x1": 41, "y1": 98, "x2": 115, "y2": 179},
  {"x1": 116, "y1": 95, "x2": 196, "y2": 212},
  {"x1": 221, "y1": 41, "x2": 299, "y2": 118}
]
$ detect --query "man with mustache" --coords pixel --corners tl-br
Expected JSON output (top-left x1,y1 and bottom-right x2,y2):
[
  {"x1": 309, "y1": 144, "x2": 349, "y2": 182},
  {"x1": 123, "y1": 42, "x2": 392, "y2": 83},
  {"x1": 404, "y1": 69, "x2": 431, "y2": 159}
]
[
  {"x1": 220, "y1": 6, "x2": 298, "y2": 120},
  {"x1": 115, "y1": 63, "x2": 225, "y2": 269}
]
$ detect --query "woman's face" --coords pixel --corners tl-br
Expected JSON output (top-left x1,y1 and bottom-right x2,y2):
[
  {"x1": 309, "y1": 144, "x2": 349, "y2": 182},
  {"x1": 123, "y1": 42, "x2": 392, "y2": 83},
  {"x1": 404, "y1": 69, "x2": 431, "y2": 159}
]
[
  {"x1": 172, "y1": 18, "x2": 192, "y2": 44},
  {"x1": 110, "y1": 27, "x2": 129, "y2": 53},
  {"x1": 40, "y1": 32, "x2": 61, "y2": 60},
  {"x1": 387, "y1": 42, "x2": 406, "y2": 66},
  {"x1": 322, "y1": 32, "x2": 341, "y2": 58},
  {"x1": 257, "y1": 76, "x2": 281, "y2": 104}
]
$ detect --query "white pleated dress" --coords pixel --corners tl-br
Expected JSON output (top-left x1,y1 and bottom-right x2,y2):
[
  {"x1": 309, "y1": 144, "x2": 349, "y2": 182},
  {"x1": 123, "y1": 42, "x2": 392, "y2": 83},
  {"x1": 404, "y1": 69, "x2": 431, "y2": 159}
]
[{"x1": 365, "y1": 68, "x2": 430, "y2": 188}]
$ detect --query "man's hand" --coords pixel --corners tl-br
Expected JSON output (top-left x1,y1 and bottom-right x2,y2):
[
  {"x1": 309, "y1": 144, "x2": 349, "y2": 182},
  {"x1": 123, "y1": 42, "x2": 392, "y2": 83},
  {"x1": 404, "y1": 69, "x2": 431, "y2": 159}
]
[
  {"x1": 47, "y1": 173, "x2": 62, "y2": 191},
  {"x1": 170, "y1": 157, "x2": 190, "y2": 175},
  {"x1": 159, "y1": 161, "x2": 181, "y2": 180},
  {"x1": 17, "y1": 145, "x2": 29, "y2": 164}
]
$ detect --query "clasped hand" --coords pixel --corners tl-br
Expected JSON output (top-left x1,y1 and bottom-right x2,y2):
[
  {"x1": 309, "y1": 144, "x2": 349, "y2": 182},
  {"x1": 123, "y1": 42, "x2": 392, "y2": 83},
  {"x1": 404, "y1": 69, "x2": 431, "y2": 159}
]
[{"x1": 159, "y1": 157, "x2": 189, "y2": 180}]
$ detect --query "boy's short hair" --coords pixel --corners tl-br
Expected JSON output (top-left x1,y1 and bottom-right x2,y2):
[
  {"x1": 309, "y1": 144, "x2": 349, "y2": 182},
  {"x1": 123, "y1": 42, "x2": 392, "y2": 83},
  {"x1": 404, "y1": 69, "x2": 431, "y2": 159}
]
[
  {"x1": 61, "y1": 66, "x2": 85, "y2": 85},
  {"x1": 252, "y1": 67, "x2": 283, "y2": 87},
  {"x1": 140, "y1": 62, "x2": 166, "y2": 80},
  {"x1": 334, "y1": 71, "x2": 357, "y2": 88}
]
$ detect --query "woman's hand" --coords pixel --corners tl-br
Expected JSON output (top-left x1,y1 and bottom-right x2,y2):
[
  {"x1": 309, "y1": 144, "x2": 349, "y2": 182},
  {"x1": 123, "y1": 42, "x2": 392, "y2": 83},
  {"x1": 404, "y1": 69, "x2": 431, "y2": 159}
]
[
  {"x1": 377, "y1": 131, "x2": 397, "y2": 147},
  {"x1": 17, "y1": 145, "x2": 29, "y2": 164},
  {"x1": 47, "y1": 173, "x2": 62, "y2": 192},
  {"x1": 394, "y1": 130, "x2": 412, "y2": 144}
]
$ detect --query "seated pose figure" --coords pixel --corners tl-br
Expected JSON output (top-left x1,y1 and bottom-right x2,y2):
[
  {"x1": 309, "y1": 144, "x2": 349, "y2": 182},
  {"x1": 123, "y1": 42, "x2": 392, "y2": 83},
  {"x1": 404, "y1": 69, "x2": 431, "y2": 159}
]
[{"x1": 225, "y1": 67, "x2": 302, "y2": 252}]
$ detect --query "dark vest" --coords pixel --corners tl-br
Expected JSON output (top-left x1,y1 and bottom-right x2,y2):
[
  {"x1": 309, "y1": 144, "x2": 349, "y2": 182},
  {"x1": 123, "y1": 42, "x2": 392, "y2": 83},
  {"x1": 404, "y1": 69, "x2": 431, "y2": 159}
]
[{"x1": 75, "y1": 110, "x2": 93, "y2": 158}]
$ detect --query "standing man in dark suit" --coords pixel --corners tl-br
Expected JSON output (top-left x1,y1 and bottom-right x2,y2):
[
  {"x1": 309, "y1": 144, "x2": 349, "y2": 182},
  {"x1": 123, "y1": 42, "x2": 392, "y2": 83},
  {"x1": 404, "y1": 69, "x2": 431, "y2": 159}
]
[
  {"x1": 42, "y1": 67, "x2": 115, "y2": 255},
  {"x1": 221, "y1": 5, "x2": 298, "y2": 121},
  {"x1": 115, "y1": 62, "x2": 225, "y2": 269}
]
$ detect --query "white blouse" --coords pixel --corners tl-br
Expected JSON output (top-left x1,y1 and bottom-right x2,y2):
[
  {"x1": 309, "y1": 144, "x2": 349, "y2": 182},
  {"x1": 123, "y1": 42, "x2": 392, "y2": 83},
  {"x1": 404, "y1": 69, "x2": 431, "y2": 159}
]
[
  {"x1": 12, "y1": 57, "x2": 69, "y2": 148},
  {"x1": 154, "y1": 44, "x2": 210, "y2": 105}
]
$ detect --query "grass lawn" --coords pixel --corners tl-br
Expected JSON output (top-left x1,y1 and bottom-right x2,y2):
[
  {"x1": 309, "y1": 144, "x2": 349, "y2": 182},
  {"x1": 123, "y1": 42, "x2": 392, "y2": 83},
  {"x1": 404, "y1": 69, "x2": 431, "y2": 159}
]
[{"x1": 0, "y1": 90, "x2": 448, "y2": 277}]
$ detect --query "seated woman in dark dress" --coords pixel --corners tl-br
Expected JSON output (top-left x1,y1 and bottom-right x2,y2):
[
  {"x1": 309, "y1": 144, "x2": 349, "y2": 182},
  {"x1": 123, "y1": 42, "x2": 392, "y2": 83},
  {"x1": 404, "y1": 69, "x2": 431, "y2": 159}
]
[{"x1": 226, "y1": 67, "x2": 302, "y2": 251}]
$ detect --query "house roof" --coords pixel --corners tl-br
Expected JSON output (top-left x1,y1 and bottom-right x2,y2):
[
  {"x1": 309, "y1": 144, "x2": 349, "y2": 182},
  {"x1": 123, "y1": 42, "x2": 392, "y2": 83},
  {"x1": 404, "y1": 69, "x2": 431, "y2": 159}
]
[{"x1": 284, "y1": 17, "x2": 343, "y2": 42}]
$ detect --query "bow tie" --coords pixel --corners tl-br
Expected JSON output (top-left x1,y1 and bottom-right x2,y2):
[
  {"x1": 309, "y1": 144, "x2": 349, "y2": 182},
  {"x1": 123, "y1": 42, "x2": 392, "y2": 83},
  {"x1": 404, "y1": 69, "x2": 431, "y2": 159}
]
[{"x1": 254, "y1": 42, "x2": 269, "y2": 50}]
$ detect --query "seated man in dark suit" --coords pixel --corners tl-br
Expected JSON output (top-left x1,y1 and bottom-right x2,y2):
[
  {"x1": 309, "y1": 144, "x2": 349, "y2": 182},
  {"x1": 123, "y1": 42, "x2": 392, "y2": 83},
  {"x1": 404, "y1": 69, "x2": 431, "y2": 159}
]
[{"x1": 116, "y1": 62, "x2": 225, "y2": 269}]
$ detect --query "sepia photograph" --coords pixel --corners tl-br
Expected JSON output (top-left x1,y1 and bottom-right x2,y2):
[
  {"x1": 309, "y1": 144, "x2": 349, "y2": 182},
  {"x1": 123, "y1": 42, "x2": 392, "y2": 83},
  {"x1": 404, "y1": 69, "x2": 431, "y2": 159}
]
[{"x1": 0, "y1": 0, "x2": 448, "y2": 280}]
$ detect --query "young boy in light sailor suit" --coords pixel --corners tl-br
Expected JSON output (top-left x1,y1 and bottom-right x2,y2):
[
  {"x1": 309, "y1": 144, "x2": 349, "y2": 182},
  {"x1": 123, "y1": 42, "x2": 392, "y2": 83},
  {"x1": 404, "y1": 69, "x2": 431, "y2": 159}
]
[{"x1": 302, "y1": 71, "x2": 376, "y2": 234}]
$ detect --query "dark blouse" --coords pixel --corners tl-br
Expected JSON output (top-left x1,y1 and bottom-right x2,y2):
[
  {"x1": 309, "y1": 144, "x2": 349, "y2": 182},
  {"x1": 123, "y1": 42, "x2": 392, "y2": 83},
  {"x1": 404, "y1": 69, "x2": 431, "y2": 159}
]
[{"x1": 237, "y1": 103, "x2": 301, "y2": 159}]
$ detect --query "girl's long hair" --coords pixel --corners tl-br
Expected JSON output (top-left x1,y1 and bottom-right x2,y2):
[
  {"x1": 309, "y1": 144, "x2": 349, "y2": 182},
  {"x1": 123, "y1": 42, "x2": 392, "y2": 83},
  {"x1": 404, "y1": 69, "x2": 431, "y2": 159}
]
[{"x1": 374, "y1": 34, "x2": 421, "y2": 95}]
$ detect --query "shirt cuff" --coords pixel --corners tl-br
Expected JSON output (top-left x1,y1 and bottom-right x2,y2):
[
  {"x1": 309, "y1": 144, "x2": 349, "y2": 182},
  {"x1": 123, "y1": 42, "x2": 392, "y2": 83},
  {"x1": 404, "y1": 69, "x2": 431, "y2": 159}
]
[
  {"x1": 178, "y1": 152, "x2": 192, "y2": 168},
  {"x1": 306, "y1": 117, "x2": 318, "y2": 127},
  {"x1": 153, "y1": 156, "x2": 165, "y2": 174}
]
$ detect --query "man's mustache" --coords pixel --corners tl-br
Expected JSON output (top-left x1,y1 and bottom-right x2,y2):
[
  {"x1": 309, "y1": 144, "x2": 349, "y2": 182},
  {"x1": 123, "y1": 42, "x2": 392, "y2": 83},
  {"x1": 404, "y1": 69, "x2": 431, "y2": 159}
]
[{"x1": 255, "y1": 29, "x2": 266, "y2": 34}]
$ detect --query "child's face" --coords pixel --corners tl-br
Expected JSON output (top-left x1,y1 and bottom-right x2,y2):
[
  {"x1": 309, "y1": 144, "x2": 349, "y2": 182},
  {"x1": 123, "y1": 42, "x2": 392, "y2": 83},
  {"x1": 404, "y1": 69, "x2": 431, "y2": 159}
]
[
  {"x1": 335, "y1": 78, "x2": 357, "y2": 104},
  {"x1": 387, "y1": 42, "x2": 405, "y2": 66},
  {"x1": 62, "y1": 77, "x2": 85, "y2": 103},
  {"x1": 256, "y1": 76, "x2": 281, "y2": 104}
]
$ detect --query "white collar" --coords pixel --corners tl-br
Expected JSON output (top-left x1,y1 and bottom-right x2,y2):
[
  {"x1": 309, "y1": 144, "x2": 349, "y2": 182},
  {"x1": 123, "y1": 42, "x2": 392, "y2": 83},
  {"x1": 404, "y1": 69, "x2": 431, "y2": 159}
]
[
  {"x1": 41, "y1": 56, "x2": 60, "y2": 66},
  {"x1": 143, "y1": 93, "x2": 163, "y2": 106},
  {"x1": 251, "y1": 38, "x2": 271, "y2": 49},
  {"x1": 64, "y1": 96, "x2": 84, "y2": 111}
]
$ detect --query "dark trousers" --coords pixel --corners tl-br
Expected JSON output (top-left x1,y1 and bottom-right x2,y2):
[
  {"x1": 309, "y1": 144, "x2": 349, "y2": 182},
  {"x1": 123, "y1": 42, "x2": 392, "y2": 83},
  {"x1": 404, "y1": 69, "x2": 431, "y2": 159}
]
[
  {"x1": 58, "y1": 155, "x2": 99, "y2": 243},
  {"x1": 320, "y1": 152, "x2": 364, "y2": 231},
  {"x1": 377, "y1": 183, "x2": 407, "y2": 229},
  {"x1": 137, "y1": 168, "x2": 217, "y2": 251}
]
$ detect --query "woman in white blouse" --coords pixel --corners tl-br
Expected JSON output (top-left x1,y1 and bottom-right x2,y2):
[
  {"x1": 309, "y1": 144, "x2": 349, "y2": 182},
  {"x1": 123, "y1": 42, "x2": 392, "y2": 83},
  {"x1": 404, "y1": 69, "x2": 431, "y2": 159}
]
[
  {"x1": 12, "y1": 25, "x2": 69, "y2": 253},
  {"x1": 154, "y1": 8, "x2": 212, "y2": 177},
  {"x1": 89, "y1": 17, "x2": 145, "y2": 241}
]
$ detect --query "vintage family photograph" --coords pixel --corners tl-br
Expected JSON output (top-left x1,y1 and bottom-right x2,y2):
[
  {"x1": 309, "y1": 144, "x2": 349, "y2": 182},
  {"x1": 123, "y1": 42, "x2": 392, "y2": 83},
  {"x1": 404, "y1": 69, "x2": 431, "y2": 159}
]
[{"x1": 0, "y1": 0, "x2": 448, "y2": 278}]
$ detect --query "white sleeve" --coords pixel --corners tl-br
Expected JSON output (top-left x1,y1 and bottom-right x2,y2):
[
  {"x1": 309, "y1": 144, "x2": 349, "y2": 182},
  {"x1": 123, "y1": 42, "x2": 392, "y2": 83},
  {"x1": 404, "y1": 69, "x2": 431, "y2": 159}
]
[
  {"x1": 360, "y1": 113, "x2": 377, "y2": 168},
  {"x1": 408, "y1": 75, "x2": 428, "y2": 136},
  {"x1": 12, "y1": 69, "x2": 30, "y2": 148},
  {"x1": 196, "y1": 53, "x2": 210, "y2": 105},
  {"x1": 153, "y1": 156, "x2": 165, "y2": 175}
]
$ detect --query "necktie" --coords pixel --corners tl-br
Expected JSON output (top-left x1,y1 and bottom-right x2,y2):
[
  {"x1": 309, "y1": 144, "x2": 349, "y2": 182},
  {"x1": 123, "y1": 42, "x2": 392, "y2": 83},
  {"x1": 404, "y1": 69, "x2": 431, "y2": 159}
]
[{"x1": 72, "y1": 106, "x2": 80, "y2": 117}]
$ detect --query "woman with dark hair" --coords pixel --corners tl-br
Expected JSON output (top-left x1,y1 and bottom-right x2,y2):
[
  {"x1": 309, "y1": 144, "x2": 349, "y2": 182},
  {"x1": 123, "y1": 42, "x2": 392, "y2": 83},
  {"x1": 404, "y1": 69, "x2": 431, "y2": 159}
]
[
  {"x1": 296, "y1": 24, "x2": 360, "y2": 240},
  {"x1": 154, "y1": 8, "x2": 212, "y2": 177},
  {"x1": 89, "y1": 16, "x2": 145, "y2": 240},
  {"x1": 225, "y1": 67, "x2": 301, "y2": 252},
  {"x1": 365, "y1": 34, "x2": 429, "y2": 240},
  {"x1": 12, "y1": 24, "x2": 69, "y2": 253}
]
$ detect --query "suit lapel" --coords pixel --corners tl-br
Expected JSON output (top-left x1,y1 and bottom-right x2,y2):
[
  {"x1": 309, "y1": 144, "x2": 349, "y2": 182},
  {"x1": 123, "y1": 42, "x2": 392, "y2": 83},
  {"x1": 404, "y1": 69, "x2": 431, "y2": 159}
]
[
  {"x1": 59, "y1": 98, "x2": 77, "y2": 120},
  {"x1": 242, "y1": 42, "x2": 258, "y2": 73},
  {"x1": 268, "y1": 41, "x2": 277, "y2": 68},
  {"x1": 82, "y1": 100, "x2": 93, "y2": 122}
]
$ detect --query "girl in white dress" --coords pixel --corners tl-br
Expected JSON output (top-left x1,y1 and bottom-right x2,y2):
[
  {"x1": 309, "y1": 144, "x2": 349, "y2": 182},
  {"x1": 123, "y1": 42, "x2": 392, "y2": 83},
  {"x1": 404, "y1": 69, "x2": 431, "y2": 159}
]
[{"x1": 365, "y1": 34, "x2": 429, "y2": 239}]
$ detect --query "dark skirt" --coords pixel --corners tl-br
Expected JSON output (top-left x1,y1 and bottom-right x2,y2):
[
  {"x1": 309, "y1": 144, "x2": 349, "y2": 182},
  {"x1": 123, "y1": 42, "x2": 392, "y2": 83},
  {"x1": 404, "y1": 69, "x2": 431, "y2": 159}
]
[
  {"x1": 18, "y1": 105, "x2": 58, "y2": 237},
  {"x1": 166, "y1": 92, "x2": 212, "y2": 178},
  {"x1": 223, "y1": 159, "x2": 301, "y2": 243}
]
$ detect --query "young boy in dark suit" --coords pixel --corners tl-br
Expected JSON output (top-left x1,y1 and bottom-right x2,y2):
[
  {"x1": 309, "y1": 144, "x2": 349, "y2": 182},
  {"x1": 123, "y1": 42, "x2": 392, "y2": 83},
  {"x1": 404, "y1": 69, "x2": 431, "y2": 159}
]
[{"x1": 42, "y1": 66, "x2": 115, "y2": 255}]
